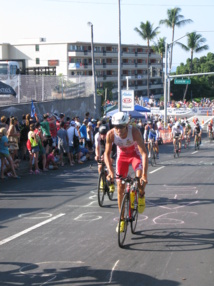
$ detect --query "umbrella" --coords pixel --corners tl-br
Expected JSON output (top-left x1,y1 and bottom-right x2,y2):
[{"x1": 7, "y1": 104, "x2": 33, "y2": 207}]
[
  {"x1": 0, "y1": 81, "x2": 16, "y2": 96},
  {"x1": 107, "y1": 108, "x2": 146, "y2": 119}
]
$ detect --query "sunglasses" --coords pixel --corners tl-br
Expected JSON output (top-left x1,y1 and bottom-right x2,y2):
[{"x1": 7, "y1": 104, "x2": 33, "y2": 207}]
[{"x1": 115, "y1": 125, "x2": 126, "y2": 130}]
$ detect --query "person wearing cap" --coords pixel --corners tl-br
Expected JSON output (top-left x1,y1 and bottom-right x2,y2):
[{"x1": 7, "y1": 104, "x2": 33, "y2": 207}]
[{"x1": 67, "y1": 121, "x2": 83, "y2": 164}]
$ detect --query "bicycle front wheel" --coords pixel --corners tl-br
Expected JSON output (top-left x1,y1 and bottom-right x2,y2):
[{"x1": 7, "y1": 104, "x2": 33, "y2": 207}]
[
  {"x1": 98, "y1": 172, "x2": 105, "y2": 207},
  {"x1": 118, "y1": 193, "x2": 129, "y2": 248},
  {"x1": 131, "y1": 192, "x2": 138, "y2": 234},
  {"x1": 107, "y1": 189, "x2": 114, "y2": 201}
]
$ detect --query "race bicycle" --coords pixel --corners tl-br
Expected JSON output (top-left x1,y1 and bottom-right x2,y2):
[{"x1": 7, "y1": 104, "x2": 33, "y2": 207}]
[
  {"x1": 118, "y1": 176, "x2": 145, "y2": 248},
  {"x1": 97, "y1": 160, "x2": 114, "y2": 207},
  {"x1": 194, "y1": 133, "x2": 200, "y2": 150},
  {"x1": 149, "y1": 140, "x2": 157, "y2": 166},
  {"x1": 184, "y1": 133, "x2": 190, "y2": 149}
]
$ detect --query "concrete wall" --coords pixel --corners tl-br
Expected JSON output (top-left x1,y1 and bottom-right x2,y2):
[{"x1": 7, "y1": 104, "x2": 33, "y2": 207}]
[{"x1": 0, "y1": 95, "x2": 102, "y2": 121}]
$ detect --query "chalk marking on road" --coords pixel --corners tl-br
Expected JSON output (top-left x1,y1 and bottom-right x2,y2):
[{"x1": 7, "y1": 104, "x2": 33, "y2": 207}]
[
  {"x1": 89, "y1": 195, "x2": 97, "y2": 200},
  {"x1": 109, "y1": 260, "x2": 119, "y2": 284},
  {"x1": 159, "y1": 200, "x2": 200, "y2": 210},
  {"x1": 149, "y1": 166, "x2": 165, "y2": 174},
  {"x1": 191, "y1": 151, "x2": 198, "y2": 154},
  {"x1": 0, "y1": 213, "x2": 65, "y2": 246},
  {"x1": 153, "y1": 211, "x2": 198, "y2": 225},
  {"x1": 73, "y1": 211, "x2": 112, "y2": 221},
  {"x1": 174, "y1": 194, "x2": 177, "y2": 199}
]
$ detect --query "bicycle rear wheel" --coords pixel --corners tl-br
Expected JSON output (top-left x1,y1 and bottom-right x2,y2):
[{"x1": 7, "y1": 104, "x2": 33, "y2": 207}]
[
  {"x1": 98, "y1": 172, "x2": 105, "y2": 207},
  {"x1": 131, "y1": 191, "x2": 138, "y2": 234},
  {"x1": 118, "y1": 193, "x2": 128, "y2": 248}
]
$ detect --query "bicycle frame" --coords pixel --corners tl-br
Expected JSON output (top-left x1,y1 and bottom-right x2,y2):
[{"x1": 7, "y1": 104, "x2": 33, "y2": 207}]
[{"x1": 118, "y1": 176, "x2": 139, "y2": 248}]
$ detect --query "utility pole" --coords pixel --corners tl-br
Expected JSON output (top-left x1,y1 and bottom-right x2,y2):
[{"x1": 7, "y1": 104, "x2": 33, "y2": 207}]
[
  {"x1": 118, "y1": 0, "x2": 122, "y2": 111},
  {"x1": 164, "y1": 42, "x2": 168, "y2": 129},
  {"x1": 88, "y1": 22, "x2": 97, "y2": 117}
]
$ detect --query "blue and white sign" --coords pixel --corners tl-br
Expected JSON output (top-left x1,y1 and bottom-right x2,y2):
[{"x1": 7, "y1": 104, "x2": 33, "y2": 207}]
[{"x1": 121, "y1": 90, "x2": 134, "y2": 111}]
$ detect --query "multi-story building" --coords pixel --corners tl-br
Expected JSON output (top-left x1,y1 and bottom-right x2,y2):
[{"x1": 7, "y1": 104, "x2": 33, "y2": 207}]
[{"x1": 0, "y1": 39, "x2": 163, "y2": 98}]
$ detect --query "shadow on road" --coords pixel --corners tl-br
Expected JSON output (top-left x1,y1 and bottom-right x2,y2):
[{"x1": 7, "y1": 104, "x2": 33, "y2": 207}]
[{"x1": 0, "y1": 261, "x2": 181, "y2": 286}]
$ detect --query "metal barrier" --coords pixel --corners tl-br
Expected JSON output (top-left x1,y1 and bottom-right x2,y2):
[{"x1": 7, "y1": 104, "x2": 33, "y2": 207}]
[{"x1": 0, "y1": 75, "x2": 93, "y2": 106}]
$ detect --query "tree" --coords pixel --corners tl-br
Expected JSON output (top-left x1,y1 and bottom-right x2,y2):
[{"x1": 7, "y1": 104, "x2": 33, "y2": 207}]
[
  {"x1": 152, "y1": 37, "x2": 166, "y2": 82},
  {"x1": 159, "y1": 7, "x2": 193, "y2": 70},
  {"x1": 134, "y1": 21, "x2": 159, "y2": 97},
  {"x1": 171, "y1": 53, "x2": 214, "y2": 100},
  {"x1": 176, "y1": 32, "x2": 209, "y2": 99},
  {"x1": 176, "y1": 32, "x2": 209, "y2": 73}
]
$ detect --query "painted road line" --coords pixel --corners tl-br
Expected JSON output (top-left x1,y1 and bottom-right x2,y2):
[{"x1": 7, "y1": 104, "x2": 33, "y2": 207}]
[
  {"x1": 149, "y1": 166, "x2": 165, "y2": 174},
  {"x1": 191, "y1": 151, "x2": 198, "y2": 154},
  {"x1": 0, "y1": 213, "x2": 65, "y2": 246}
]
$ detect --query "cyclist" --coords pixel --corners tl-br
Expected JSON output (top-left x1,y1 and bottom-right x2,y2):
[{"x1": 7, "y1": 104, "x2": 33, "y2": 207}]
[
  {"x1": 95, "y1": 125, "x2": 116, "y2": 189},
  {"x1": 192, "y1": 122, "x2": 202, "y2": 145},
  {"x1": 104, "y1": 112, "x2": 148, "y2": 233},
  {"x1": 207, "y1": 121, "x2": 213, "y2": 139},
  {"x1": 184, "y1": 120, "x2": 192, "y2": 142},
  {"x1": 172, "y1": 122, "x2": 183, "y2": 152},
  {"x1": 147, "y1": 121, "x2": 159, "y2": 159}
]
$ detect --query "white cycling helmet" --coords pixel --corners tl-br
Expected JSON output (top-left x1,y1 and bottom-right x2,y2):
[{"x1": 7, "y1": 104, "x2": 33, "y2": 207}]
[{"x1": 112, "y1": 112, "x2": 129, "y2": 125}]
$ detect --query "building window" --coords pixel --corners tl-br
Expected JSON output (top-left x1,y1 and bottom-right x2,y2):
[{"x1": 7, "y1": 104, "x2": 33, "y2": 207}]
[
  {"x1": 36, "y1": 58, "x2": 40, "y2": 65},
  {"x1": 35, "y1": 45, "x2": 39, "y2": 51}
]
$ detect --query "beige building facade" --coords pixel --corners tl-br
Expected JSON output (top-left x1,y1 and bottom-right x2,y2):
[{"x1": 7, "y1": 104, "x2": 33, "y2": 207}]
[{"x1": 0, "y1": 39, "x2": 163, "y2": 98}]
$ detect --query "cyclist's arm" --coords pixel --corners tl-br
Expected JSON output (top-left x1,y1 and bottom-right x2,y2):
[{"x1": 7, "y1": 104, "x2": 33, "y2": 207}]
[
  {"x1": 132, "y1": 127, "x2": 148, "y2": 183},
  {"x1": 104, "y1": 130, "x2": 114, "y2": 179},
  {"x1": 94, "y1": 136, "x2": 101, "y2": 161}
]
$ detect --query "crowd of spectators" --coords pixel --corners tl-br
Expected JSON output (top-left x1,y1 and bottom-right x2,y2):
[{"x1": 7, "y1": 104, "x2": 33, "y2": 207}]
[{"x1": 0, "y1": 111, "x2": 104, "y2": 180}]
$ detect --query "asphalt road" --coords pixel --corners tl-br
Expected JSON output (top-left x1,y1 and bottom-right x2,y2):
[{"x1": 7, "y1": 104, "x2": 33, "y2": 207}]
[{"x1": 0, "y1": 136, "x2": 214, "y2": 286}]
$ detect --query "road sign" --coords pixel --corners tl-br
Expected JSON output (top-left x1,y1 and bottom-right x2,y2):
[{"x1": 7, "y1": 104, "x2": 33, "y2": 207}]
[{"x1": 174, "y1": 79, "x2": 191, "y2": 84}]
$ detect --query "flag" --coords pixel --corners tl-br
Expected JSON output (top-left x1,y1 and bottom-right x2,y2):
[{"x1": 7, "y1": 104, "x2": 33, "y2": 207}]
[{"x1": 31, "y1": 100, "x2": 36, "y2": 118}]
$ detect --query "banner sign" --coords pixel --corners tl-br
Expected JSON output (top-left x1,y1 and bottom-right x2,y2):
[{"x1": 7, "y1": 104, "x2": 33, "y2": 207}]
[{"x1": 121, "y1": 90, "x2": 134, "y2": 111}]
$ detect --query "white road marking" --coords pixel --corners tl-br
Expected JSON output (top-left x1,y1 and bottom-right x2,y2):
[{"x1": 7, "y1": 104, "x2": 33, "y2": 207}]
[
  {"x1": 191, "y1": 151, "x2": 198, "y2": 154},
  {"x1": 109, "y1": 260, "x2": 119, "y2": 284},
  {"x1": 0, "y1": 213, "x2": 65, "y2": 246},
  {"x1": 149, "y1": 166, "x2": 165, "y2": 174},
  {"x1": 18, "y1": 212, "x2": 52, "y2": 219}
]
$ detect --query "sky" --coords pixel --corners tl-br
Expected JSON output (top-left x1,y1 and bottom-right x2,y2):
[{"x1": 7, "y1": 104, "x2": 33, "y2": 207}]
[{"x1": 0, "y1": 0, "x2": 214, "y2": 70}]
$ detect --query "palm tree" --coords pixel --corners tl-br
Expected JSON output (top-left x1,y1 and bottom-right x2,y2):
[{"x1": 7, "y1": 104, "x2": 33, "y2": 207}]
[
  {"x1": 152, "y1": 37, "x2": 166, "y2": 82},
  {"x1": 176, "y1": 32, "x2": 209, "y2": 100},
  {"x1": 177, "y1": 32, "x2": 209, "y2": 73},
  {"x1": 159, "y1": 7, "x2": 193, "y2": 70},
  {"x1": 134, "y1": 21, "x2": 159, "y2": 98}
]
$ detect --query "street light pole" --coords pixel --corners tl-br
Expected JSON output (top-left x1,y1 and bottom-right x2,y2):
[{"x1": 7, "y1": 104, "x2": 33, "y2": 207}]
[
  {"x1": 88, "y1": 22, "x2": 97, "y2": 118},
  {"x1": 164, "y1": 42, "x2": 168, "y2": 129},
  {"x1": 118, "y1": 0, "x2": 122, "y2": 111}
]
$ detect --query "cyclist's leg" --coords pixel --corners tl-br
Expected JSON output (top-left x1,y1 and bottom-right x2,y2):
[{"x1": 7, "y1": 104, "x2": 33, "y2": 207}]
[
  {"x1": 179, "y1": 137, "x2": 182, "y2": 150},
  {"x1": 173, "y1": 138, "x2": 176, "y2": 150},
  {"x1": 148, "y1": 140, "x2": 151, "y2": 157}
]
